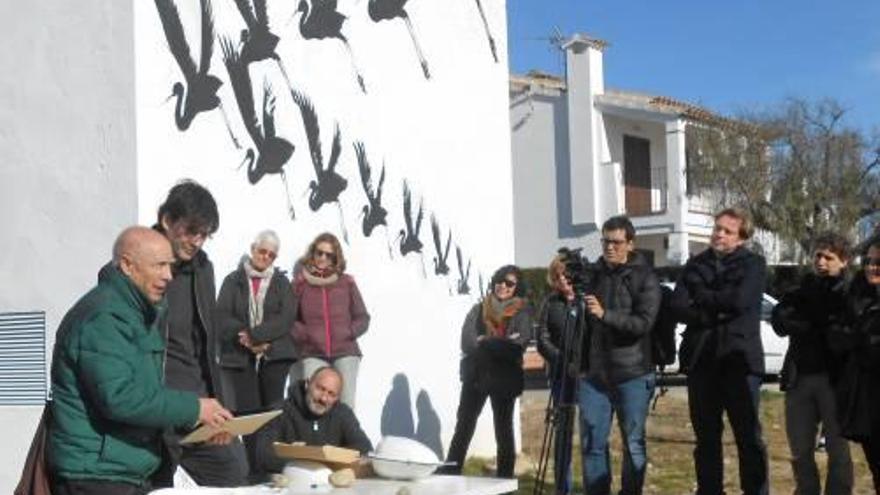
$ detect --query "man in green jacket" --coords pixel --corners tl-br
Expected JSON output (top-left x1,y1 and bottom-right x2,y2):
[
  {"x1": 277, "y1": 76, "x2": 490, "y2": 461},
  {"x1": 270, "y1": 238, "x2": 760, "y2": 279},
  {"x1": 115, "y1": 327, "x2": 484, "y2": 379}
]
[{"x1": 48, "y1": 226, "x2": 233, "y2": 495}]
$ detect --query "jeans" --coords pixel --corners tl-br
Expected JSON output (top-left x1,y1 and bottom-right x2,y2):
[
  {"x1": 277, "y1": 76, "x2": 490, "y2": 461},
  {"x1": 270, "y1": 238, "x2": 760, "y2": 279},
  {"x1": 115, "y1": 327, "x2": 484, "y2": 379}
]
[
  {"x1": 293, "y1": 356, "x2": 361, "y2": 408},
  {"x1": 578, "y1": 372, "x2": 655, "y2": 495},
  {"x1": 784, "y1": 373, "x2": 852, "y2": 495},
  {"x1": 687, "y1": 354, "x2": 768, "y2": 495}
]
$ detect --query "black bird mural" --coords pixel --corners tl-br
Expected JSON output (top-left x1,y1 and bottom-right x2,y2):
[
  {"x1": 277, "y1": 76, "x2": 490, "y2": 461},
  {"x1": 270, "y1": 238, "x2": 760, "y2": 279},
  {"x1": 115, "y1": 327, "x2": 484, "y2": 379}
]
[
  {"x1": 291, "y1": 89, "x2": 350, "y2": 241},
  {"x1": 368, "y1": 0, "x2": 431, "y2": 80},
  {"x1": 456, "y1": 245, "x2": 471, "y2": 295},
  {"x1": 354, "y1": 141, "x2": 393, "y2": 258},
  {"x1": 473, "y1": 0, "x2": 498, "y2": 63},
  {"x1": 296, "y1": 0, "x2": 367, "y2": 93},
  {"x1": 398, "y1": 180, "x2": 424, "y2": 257},
  {"x1": 430, "y1": 214, "x2": 451, "y2": 276},
  {"x1": 232, "y1": 0, "x2": 292, "y2": 84},
  {"x1": 154, "y1": 0, "x2": 238, "y2": 145},
  {"x1": 221, "y1": 37, "x2": 297, "y2": 219}
]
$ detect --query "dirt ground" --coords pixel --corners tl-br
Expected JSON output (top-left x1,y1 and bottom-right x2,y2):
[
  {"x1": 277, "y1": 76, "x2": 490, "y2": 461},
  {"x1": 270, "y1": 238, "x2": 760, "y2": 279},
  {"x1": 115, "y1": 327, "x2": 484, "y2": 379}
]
[{"x1": 465, "y1": 386, "x2": 876, "y2": 494}]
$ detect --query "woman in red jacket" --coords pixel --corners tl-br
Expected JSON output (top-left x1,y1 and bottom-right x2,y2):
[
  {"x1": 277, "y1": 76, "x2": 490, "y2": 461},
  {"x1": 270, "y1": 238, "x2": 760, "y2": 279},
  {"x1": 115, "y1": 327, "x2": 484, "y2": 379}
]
[{"x1": 290, "y1": 232, "x2": 370, "y2": 408}]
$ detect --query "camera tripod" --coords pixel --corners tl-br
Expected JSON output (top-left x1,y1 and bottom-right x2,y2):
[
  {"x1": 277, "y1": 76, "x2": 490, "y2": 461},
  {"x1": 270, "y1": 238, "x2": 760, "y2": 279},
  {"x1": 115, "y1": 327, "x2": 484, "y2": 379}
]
[{"x1": 532, "y1": 295, "x2": 588, "y2": 495}]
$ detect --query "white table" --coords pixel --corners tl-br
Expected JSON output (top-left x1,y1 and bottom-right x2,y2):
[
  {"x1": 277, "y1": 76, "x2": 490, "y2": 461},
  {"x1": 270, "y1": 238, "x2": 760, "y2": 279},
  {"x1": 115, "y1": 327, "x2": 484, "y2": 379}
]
[{"x1": 149, "y1": 475, "x2": 517, "y2": 495}]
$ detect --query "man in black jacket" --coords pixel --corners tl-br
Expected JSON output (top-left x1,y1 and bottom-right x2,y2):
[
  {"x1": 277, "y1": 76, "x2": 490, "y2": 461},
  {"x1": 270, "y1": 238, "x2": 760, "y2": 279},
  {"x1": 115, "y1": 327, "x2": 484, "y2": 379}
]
[
  {"x1": 151, "y1": 180, "x2": 248, "y2": 488},
  {"x1": 670, "y1": 207, "x2": 769, "y2": 495},
  {"x1": 252, "y1": 367, "x2": 373, "y2": 475},
  {"x1": 578, "y1": 216, "x2": 661, "y2": 495},
  {"x1": 772, "y1": 232, "x2": 853, "y2": 495}
]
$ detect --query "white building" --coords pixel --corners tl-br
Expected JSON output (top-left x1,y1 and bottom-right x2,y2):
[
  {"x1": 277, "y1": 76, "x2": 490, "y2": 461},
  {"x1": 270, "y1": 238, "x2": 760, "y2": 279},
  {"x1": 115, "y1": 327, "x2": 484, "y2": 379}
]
[{"x1": 510, "y1": 34, "x2": 785, "y2": 268}]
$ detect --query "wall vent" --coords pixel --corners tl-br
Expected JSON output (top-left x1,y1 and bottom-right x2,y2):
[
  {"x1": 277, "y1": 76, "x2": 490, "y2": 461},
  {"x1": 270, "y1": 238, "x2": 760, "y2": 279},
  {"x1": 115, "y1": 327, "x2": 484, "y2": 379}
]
[{"x1": 0, "y1": 312, "x2": 47, "y2": 405}]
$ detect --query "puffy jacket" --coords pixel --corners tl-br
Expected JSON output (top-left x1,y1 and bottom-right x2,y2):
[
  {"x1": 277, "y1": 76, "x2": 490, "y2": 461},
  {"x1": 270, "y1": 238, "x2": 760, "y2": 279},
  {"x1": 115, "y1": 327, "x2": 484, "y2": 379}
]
[
  {"x1": 292, "y1": 273, "x2": 370, "y2": 359},
  {"x1": 252, "y1": 380, "x2": 373, "y2": 475},
  {"x1": 49, "y1": 267, "x2": 199, "y2": 485},
  {"x1": 670, "y1": 246, "x2": 767, "y2": 375},
  {"x1": 584, "y1": 253, "x2": 661, "y2": 384},
  {"x1": 216, "y1": 265, "x2": 297, "y2": 366},
  {"x1": 771, "y1": 272, "x2": 847, "y2": 390}
]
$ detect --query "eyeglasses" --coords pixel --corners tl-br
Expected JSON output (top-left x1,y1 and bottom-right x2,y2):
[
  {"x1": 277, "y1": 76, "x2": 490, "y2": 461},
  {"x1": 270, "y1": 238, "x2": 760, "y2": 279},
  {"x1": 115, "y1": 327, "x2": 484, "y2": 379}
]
[
  {"x1": 865, "y1": 258, "x2": 880, "y2": 268},
  {"x1": 180, "y1": 224, "x2": 212, "y2": 241},
  {"x1": 499, "y1": 278, "x2": 517, "y2": 289},
  {"x1": 256, "y1": 248, "x2": 277, "y2": 260},
  {"x1": 315, "y1": 249, "x2": 336, "y2": 261},
  {"x1": 601, "y1": 238, "x2": 628, "y2": 248}
]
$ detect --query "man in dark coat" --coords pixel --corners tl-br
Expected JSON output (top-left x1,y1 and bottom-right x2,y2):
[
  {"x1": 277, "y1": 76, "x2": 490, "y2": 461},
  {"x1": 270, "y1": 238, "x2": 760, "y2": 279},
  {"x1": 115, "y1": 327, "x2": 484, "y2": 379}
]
[
  {"x1": 771, "y1": 232, "x2": 853, "y2": 495},
  {"x1": 150, "y1": 180, "x2": 248, "y2": 488},
  {"x1": 49, "y1": 227, "x2": 232, "y2": 495},
  {"x1": 252, "y1": 367, "x2": 373, "y2": 476},
  {"x1": 670, "y1": 207, "x2": 769, "y2": 495},
  {"x1": 578, "y1": 216, "x2": 661, "y2": 495}
]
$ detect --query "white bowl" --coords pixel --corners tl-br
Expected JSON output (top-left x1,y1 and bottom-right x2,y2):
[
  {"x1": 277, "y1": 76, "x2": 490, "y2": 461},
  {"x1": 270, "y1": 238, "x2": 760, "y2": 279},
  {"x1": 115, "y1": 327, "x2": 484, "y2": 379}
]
[
  {"x1": 282, "y1": 461, "x2": 332, "y2": 492},
  {"x1": 369, "y1": 436, "x2": 445, "y2": 480}
]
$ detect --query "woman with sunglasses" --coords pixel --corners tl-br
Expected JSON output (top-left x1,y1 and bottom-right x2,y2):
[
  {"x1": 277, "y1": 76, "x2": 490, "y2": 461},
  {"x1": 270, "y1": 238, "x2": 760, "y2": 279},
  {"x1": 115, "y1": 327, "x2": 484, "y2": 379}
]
[
  {"x1": 442, "y1": 265, "x2": 532, "y2": 479},
  {"x1": 831, "y1": 237, "x2": 880, "y2": 491},
  {"x1": 217, "y1": 230, "x2": 297, "y2": 414},
  {"x1": 290, "y1": 232, "x2": 370, "y2": 408}
]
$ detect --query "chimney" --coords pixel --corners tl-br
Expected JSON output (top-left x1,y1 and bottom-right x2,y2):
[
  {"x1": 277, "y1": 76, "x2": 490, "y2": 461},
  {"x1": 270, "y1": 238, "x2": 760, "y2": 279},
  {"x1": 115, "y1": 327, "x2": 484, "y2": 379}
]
[{"x1": 563, "y1": 34, "x2": 606, "y2": 226}]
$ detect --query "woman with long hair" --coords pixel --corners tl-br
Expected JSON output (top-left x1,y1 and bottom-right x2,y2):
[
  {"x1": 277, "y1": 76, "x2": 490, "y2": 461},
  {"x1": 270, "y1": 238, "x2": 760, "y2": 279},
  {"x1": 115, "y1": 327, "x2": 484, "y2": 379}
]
[
  {"x1": 442, "y1": 265, "x2": 533, "y2": 478},
  {"x1": 290, "y1": 232, "x2": 370, "y2": 408}
]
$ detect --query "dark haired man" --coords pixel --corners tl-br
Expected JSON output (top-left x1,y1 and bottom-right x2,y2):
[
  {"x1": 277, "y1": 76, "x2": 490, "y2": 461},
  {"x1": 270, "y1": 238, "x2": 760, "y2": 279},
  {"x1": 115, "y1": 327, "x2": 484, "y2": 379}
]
[
  {"x1": 772, "y1": 232, "x2": 853, "y2": 495},
  {"x1": 671, "y1": 207, "x2": 769, "y2": 495},
  {"x1": 151, "y1": 180, "x2": 248, "y2": 487},
  {"x1": 578, "y1": 215, "x2": 661, "y2": 495}
]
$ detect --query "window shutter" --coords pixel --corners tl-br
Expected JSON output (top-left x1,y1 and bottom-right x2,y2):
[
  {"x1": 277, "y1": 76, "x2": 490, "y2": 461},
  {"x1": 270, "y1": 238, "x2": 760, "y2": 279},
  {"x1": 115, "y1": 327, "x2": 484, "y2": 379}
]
[{"x1": 0, "y1": 312, "x2": 47, "y2": 405}]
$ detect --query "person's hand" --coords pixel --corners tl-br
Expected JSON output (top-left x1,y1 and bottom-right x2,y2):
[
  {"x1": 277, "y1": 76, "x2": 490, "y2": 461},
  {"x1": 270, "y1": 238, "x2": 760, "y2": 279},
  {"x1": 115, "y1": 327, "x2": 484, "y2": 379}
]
[
  {"x1": 198, "y1": 398, "x2": 233, "y2": 429},
  {"x1": 238, "y1": 329, "x2": 252, "y2": 348},
  {"x1": 250, "y1": 342, "x2": 270, "y2": 355},
  {"x1": 585, "y1": 295, "x2": 604, "y2": 320},
  {"x1": 205, "y1": 431, "x2": 234, "y2": 445}
]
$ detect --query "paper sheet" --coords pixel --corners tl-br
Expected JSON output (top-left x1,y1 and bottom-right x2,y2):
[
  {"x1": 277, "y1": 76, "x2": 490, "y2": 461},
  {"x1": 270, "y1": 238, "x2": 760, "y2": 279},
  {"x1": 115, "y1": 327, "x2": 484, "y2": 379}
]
[{"x1": 180, "y1": 410, "x2": 282, "y2": 444}]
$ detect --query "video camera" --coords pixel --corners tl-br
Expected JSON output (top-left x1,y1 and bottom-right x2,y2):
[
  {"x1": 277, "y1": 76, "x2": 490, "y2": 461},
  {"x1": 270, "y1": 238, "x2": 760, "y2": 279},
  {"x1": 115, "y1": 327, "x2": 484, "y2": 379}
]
[{"x1": 557, "y1": 247, "x2": 595, "y2": 297}]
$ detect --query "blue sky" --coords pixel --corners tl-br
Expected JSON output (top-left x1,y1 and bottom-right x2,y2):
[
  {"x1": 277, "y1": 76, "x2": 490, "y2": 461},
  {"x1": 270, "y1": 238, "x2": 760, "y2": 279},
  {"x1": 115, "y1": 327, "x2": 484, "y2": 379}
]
[{"x1": 506, "y1": 0, "x2": 880, "y2": 134}]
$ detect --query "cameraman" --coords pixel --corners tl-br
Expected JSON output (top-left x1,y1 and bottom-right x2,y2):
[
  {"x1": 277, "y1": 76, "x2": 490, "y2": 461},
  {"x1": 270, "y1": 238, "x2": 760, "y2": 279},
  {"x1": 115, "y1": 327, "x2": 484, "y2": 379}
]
[
  {"x1": 578, "y1": 216, "x2": 661, "y2": 495},
  {"x1": 536, "y1": 255, "x2": 579, "y2": 494}
]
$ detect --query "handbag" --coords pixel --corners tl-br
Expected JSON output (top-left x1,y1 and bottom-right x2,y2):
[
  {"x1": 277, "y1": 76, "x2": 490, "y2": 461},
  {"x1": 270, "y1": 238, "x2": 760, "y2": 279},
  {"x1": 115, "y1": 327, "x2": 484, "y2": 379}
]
[{"x1": 15, "y1": 403, "x2": 52, "y2": 495}]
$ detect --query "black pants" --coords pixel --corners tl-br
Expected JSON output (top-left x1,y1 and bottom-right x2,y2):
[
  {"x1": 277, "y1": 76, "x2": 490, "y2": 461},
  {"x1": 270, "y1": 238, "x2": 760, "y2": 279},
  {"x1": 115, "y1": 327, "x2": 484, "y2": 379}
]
[
  {"x1": 151, "y1": 433, "x2": 249, "y2": 488},
  {"x1": 861, "y1": 435, "x2": 880, "y2": 493},
  {"x1": 443, "y1": 380, "x2": 517, "y2": 478},
  {"x1": 687, "y1": 355, "x2": 769, "y2": 495},
  {"x1": 52, "y1": 479, "x2": 149, "y2": 495},
  {"x1": 228, "y1": 358, "x2": 295, "y2": 413}
]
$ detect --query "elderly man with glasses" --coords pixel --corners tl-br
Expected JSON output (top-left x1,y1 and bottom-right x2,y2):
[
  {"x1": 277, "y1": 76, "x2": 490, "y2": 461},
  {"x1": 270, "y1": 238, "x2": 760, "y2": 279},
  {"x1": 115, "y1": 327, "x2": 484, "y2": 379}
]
[{"x1": 577, "y1": 215, "x2": 661, "y2": 495}]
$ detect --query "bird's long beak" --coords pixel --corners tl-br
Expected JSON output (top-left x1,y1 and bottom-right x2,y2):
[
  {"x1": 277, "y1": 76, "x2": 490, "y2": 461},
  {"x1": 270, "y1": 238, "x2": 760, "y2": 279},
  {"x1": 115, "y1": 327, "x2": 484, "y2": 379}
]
[{"x1": 163, "y1": 92, "x2": 175, "y2": 104}]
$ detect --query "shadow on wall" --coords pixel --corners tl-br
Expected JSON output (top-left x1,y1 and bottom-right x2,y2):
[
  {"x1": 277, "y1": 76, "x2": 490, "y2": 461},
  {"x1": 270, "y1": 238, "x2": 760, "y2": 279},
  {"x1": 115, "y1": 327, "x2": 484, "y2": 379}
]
[{"x1": 380, "y1": 373, "x2": 444, "y2": 460}]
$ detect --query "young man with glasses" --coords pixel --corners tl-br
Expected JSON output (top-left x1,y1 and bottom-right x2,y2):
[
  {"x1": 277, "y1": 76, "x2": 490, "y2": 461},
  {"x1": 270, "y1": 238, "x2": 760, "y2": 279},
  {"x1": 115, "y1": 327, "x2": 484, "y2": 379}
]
[
  {"x1": 771, "y1": 232, "x2": 853, "y2": 495},
  {"x1": 670, "y1": 207, "x2": 769, "y2": 495},
  {"x1": 577, "y1": 215, "x2": 661, "y2": 495},
  {"x1": 151, "y1": 180, "x2": 249, "y2": 488}
]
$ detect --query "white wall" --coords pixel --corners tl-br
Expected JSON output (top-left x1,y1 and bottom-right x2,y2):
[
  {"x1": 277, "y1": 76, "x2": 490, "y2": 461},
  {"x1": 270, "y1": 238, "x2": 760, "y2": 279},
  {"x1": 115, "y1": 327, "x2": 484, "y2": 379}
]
[
  {"x1": 136, "y1": 0, "x2": 513, "y2": 457},
  {"x1": 0, "y1": 1, "x2": 138, "y2": 491}
]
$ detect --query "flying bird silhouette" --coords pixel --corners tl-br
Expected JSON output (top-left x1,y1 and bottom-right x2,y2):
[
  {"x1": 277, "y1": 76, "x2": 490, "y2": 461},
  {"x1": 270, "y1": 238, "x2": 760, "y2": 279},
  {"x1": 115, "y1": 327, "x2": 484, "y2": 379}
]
[
  {"x1": 296, "y1": 0, "x2": 367, "y2": 93},
  {"x1": 430, "y1": 214, "x2": 451, "y2": 276},
  {"x1": 455, "y1": 246, "x2": 471, "y2": 295},
  {"x1": 154, "y1": 0, "x2": 238, "y2": 145},
  {"x1": 221, "y1": 37, "x2": 296, "y2": 219},
  {"x1": 473, "y1": 0, "x2": 498, "y2": 63},
  {"x1": 368, "y1": 0, "x2": 430, "y2": 80},
  {"x1": 354, "y1": 142, "x2": 388, "y2": 235},
  {"x1": 232, "y1": 0, "x2": 293, "y2": 84},
  {"x1": 291, "y1": 89, "x2": 350, "y2": 241},
  {"x1": 398, "y1": 180, "x2": 424, "y2": 258}
]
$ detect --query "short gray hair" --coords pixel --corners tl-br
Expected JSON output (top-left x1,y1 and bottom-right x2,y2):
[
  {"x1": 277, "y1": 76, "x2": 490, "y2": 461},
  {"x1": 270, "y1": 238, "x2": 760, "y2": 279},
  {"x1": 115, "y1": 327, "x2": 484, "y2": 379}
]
[{"x1": 252, "y1": 229, "x2": 280, "y2": 252}]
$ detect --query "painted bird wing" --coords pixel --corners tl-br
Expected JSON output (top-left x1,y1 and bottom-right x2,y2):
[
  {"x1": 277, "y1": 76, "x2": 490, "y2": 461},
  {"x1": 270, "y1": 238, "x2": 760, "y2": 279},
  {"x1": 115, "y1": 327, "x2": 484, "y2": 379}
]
[
  {"x1": 414, "y1": 198, "x2": 424, "y2": 236},
  {"x1": 254, "y1": 0, "x2": 269, "y2": 26},
  {"x1": 232, "y1": 0, "x2": 257, "y2": 28},
  {"x1": 154, "y1": 0, "x2": 197, "y2": 80},
  {"x1": 262, "y1": 81, "x2": 277, "y2": 139},
  {"x1": 354, "y1": 142, "x2": 373, "y2": 197},
  {"x1": 291, "y1": 90, "x2": 324, "y2": 177},
  {"x1": 375, "y1": 165, "x2": 386, "y2": 205},
  {"x1": 456, "y1": 245, "x2": 464, "y2": 277},
  {"x1": 403, "y1": 181, "x2": 413, "y2": 232},
  {"x1": 327, "y1": 124, "x2": 342, "y2": 172},
  {"x1": 430, "y1": 215, "x2": 442, "y2": 258},
  {"x1": 220, "y1": 37, "x2": 262, "y2": 146},
  {"x1": 443, "y1": 231, "x2": 452, "y2": 262},
  {"x1": 198, "y1": 0, "x2": 216, "y2": 74}
]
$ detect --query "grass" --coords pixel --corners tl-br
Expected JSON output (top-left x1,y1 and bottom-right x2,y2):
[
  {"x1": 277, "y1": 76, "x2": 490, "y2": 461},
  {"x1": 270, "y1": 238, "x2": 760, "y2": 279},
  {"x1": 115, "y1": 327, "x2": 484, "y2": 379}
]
[{"x1": 463, "y1": 387, "x2": 875, "y2": 494}]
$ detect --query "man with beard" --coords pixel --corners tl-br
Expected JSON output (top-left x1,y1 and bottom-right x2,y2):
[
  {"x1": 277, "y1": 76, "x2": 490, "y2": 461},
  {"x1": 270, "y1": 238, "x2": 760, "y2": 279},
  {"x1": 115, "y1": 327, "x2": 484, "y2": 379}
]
[{"x1": 252, "y1": 367, "x2": 373, "y2": 476}]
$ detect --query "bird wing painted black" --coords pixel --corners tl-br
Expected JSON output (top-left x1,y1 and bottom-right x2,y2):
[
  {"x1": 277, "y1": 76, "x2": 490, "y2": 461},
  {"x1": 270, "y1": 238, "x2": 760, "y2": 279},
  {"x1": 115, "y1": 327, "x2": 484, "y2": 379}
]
[
  {"x1": 430, "y1": 215, "x2": 442, "y2": 258},
  {"x1": 327, "y1": 124, "x2": 342, "y2": 172},
  {"x1": 232, "y1": 0, "x2": 257, "y2": 28},
  {"x1": 402, "y1": 181, "x2": 413, "y2": 233},
  {"x1": 291, "y1": 90, "x2": 324, "y2": 178},
  {"x1": 375, "y1": 165, "x2": 386, "y2": 205},
  {"x1": 198, "y1": 0, "x2": 216, "y2": 75},
  {"x1": 154, "y1": 0, "x2": 198, "y2": 80},
  {"x1": 254, "y1": 0, "x2": 269, "y2": 26},
  {"x1": 262, "y1": 81, "x2": 276, "y2": 139},
  {"x1": 456, "y1": 245, "x2": 464, "y2": 277},
  {"x1": 443, "y1": 231, "x2": 452, "y2": 262},
  {"x1": 220, "y1": 37, "x2": 262, "y2": 146},
  {"x1": 354, "y1": 142, "x2": 373, "y2": 198},
  {"x1": 414, "y1": 196, "x2": 424, "y2": 236}
]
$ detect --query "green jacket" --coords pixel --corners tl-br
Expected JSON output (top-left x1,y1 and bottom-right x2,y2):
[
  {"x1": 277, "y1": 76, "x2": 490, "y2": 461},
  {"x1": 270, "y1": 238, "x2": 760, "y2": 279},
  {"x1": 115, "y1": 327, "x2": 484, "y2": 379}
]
[{"x1": 48, "y1": 267, "x2": 200, "y2": 485}]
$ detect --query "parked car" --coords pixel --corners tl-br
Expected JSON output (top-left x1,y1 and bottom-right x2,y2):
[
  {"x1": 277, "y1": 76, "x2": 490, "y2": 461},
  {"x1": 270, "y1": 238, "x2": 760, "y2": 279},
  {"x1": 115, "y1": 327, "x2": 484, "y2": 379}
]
[{"x1": 523, "y1": 284, "x2": 788, "y2": 389}]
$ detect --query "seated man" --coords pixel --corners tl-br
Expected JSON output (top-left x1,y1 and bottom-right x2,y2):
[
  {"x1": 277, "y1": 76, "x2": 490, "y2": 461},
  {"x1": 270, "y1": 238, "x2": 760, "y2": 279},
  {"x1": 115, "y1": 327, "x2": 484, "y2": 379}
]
[{"x1": 253, "y1": 366, "x2": 373, "y2": 474}]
